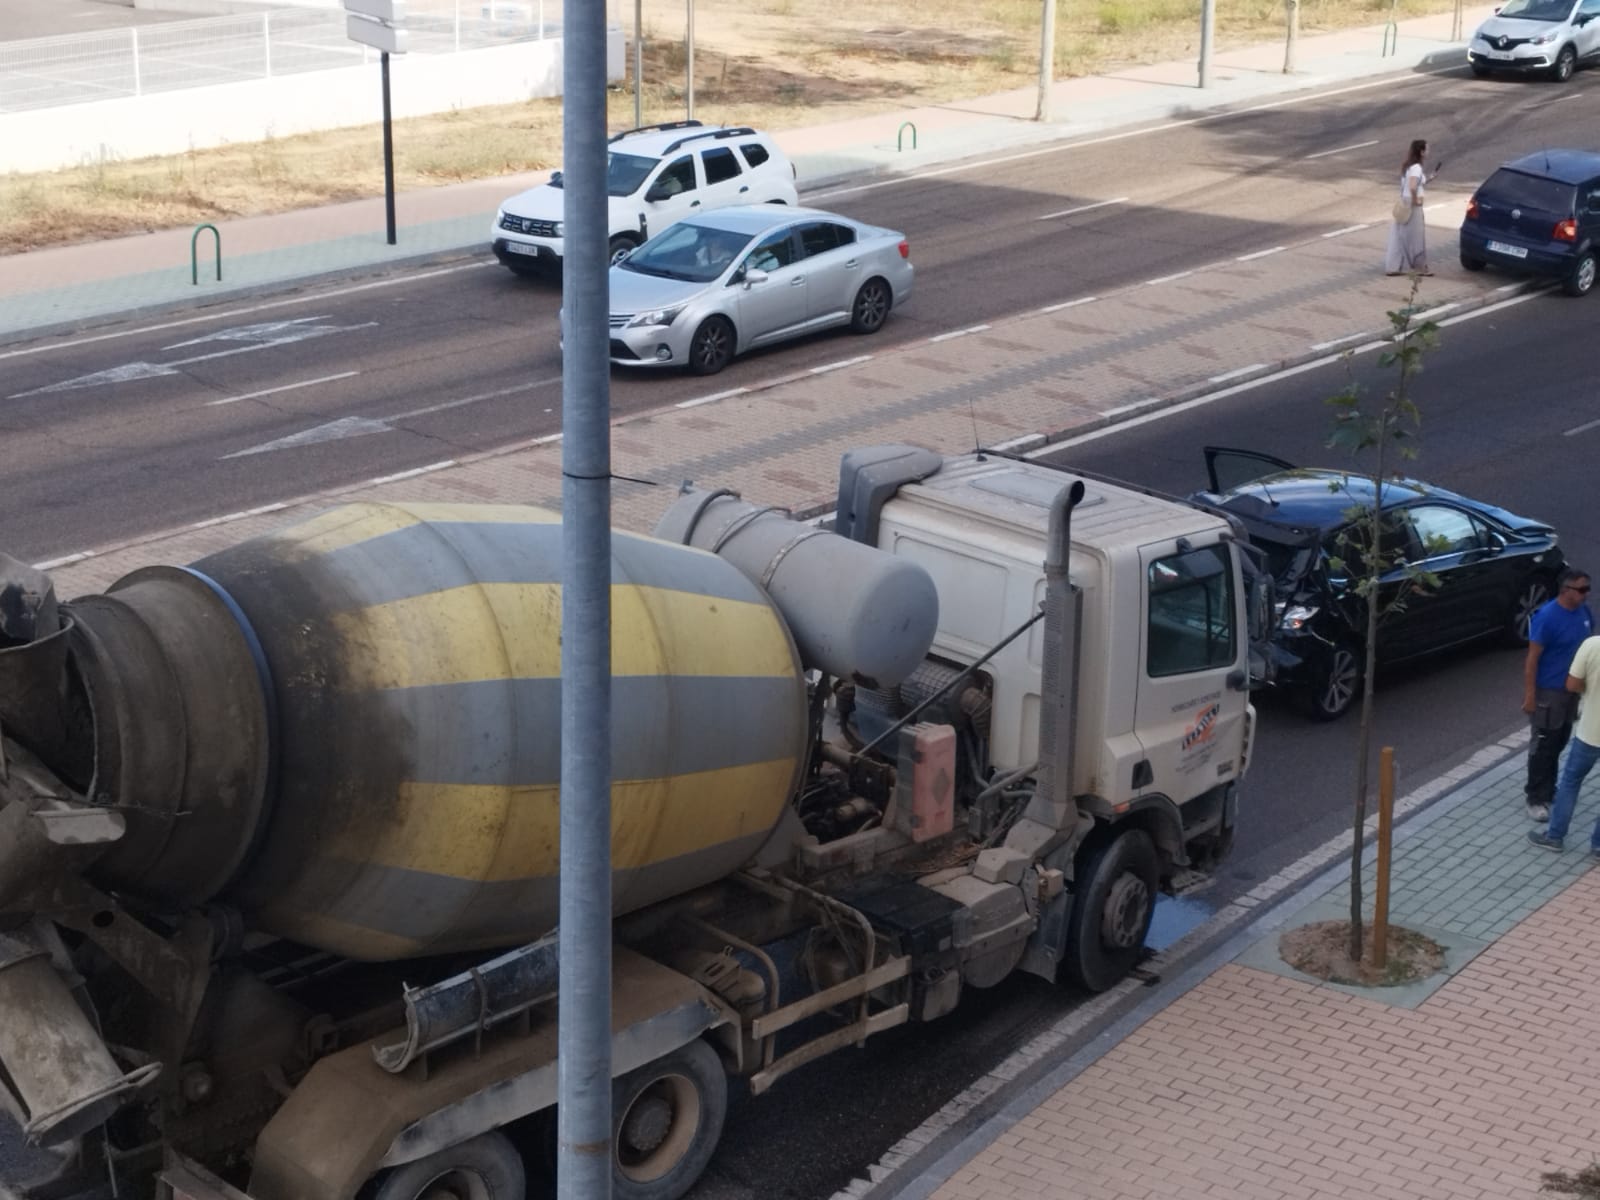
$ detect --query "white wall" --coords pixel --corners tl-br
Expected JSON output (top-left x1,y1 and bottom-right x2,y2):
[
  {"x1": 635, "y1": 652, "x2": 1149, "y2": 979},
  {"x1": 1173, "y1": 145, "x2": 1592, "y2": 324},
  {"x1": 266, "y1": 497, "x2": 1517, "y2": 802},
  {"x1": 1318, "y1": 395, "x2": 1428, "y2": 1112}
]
[{"x1": 1, "y1": 28, "x2": 622, "y2": 174}]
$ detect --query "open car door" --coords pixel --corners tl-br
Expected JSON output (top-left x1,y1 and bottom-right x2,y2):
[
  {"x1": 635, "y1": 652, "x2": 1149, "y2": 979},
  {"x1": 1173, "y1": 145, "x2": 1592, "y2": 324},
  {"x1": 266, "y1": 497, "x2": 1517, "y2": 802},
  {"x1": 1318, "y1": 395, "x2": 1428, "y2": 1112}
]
[{"x1": 1203, "y1": 446, "x2": 1297, "y2": 494}]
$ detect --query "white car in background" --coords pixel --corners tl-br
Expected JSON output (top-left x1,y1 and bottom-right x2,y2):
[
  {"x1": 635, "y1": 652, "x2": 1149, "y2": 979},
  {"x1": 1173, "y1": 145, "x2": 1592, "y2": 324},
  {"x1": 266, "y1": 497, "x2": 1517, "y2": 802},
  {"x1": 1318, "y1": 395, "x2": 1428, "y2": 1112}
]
[
  {"x1": 604, "y1": 206, "x2": 914, "y2": 376},
  {"x1": 1467, "y1": 0, "x2": 1600, "y2": 81},
  {"x1": 491, "y1": 121, "x2": 799, "y2": 275}
]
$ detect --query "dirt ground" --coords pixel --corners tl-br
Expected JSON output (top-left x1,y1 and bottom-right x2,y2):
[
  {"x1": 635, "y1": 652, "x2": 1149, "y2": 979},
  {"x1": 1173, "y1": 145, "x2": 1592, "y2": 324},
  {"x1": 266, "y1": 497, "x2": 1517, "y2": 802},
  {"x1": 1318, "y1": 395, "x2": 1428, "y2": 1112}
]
[
  {"x1": 0, "y1": 0, "x2": 1464, "y2": 254},
  {"x1": 1279, "y1": 919, "x2": 1446, "y2": 987}
]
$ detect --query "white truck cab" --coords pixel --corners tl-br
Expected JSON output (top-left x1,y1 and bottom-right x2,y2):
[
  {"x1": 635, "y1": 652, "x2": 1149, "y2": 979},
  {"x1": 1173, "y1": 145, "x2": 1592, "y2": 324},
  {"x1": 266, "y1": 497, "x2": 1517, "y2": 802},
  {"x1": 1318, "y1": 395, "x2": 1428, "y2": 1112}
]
[{"x1": 874, "y1": 450, "x2": 1255, "y2": 818}]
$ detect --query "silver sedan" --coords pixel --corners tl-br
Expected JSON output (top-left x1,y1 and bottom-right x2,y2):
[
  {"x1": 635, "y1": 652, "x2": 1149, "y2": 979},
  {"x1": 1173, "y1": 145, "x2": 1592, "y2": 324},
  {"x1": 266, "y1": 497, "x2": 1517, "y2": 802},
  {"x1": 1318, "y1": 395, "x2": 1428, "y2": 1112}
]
[{"x1": 605, "y1": 205, "x2": 914, "y2": 375}]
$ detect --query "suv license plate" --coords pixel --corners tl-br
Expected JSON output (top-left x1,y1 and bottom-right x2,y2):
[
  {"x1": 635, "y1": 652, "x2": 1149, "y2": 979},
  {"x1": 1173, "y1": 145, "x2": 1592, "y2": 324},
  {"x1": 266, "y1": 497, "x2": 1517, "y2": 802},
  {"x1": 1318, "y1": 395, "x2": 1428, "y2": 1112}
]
[
  {"x1": 1487, "y1": 240, "x2": 1529, "y2": 259},
  {"x1": 506, "y1": 242, "x2": 539, "y2": 257}
]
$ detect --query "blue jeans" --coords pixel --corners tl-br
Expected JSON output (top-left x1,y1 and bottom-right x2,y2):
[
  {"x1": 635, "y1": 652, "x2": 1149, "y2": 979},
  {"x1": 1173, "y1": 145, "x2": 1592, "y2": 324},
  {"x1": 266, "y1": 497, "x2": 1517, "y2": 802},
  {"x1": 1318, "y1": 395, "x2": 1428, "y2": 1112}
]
[{"x1": 1546, "y1": 734, "x2": 1600, "y2": 850}]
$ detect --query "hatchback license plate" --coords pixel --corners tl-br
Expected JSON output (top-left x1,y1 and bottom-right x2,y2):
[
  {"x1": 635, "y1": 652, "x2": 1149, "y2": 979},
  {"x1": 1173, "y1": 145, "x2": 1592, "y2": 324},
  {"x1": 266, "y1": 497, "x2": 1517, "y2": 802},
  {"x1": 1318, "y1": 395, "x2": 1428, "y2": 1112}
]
[{"x1": 1487, "y1": 240, "x2": 1529, "y2": 259}]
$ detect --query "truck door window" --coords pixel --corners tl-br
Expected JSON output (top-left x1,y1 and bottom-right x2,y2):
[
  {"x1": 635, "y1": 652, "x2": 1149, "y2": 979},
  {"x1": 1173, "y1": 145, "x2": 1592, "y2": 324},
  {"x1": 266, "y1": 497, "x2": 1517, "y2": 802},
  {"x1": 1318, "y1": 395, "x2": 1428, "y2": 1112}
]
[{"x1": 1147, "y1": 545, "x2": 1236, "y2": 677}]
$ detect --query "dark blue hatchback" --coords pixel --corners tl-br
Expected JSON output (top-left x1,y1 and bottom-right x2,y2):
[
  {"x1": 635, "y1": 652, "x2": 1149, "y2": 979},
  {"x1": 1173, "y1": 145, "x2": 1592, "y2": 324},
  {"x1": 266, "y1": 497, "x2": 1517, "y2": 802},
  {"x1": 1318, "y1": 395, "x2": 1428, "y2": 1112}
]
[{"x1": 1460, "y1": 148, "x2": 1600, "y2": 296}]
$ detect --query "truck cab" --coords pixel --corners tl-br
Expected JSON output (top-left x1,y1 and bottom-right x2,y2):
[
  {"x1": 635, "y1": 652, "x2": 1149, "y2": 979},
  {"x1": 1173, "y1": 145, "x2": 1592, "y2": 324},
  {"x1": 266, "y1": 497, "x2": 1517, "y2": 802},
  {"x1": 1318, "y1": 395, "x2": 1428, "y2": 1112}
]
[{"x1": 871, "y1": 449, "x2": 1252, "y2": 846}]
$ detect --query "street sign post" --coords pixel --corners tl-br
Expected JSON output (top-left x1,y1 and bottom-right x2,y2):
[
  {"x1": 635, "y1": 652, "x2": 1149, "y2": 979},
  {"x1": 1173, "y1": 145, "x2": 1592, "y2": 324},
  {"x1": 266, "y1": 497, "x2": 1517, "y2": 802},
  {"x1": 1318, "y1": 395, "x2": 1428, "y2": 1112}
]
[{"x1": 343, "y1": 0, "x2": 408, "y2": 245}]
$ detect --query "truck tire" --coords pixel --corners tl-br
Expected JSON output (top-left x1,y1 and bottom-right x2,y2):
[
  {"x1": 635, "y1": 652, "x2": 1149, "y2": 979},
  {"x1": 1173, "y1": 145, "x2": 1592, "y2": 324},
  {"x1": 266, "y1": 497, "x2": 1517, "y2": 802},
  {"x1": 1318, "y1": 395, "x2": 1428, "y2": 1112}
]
[
  {"x1": 371, "y1": 1130, "x2": 526, "y2": 1200},
  {"x1": 613, "y1": 1038, "x2": 727, "y2": 1200},
  {"x1": 1061, "y1": 829, "x2": 1159, "y2": 994}
]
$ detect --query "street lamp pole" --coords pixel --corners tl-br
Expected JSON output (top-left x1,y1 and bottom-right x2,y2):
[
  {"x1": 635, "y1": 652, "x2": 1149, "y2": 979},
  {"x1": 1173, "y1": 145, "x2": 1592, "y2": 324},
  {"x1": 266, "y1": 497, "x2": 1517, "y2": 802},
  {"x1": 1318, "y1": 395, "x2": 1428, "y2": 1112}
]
[{"x1": 1036, "y1": 0, "x2": 1057, "y2": 121}]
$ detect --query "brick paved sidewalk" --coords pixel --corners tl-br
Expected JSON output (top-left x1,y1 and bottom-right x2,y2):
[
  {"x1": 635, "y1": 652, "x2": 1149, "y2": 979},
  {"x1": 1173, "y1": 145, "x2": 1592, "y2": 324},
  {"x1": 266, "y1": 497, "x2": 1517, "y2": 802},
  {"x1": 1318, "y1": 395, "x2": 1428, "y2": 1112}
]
[
  {"x1": 43, "y1": 205, "x2": 1525, "y2": 598},
  {"x1": 925, "y1": 753, "x2": 1600, "y2": 1200}
]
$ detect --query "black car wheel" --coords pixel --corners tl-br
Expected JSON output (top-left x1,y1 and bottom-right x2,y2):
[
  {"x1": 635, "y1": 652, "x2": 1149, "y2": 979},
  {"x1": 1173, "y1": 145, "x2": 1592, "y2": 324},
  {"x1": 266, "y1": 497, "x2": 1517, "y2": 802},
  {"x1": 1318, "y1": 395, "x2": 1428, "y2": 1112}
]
[
  {"x1": 1552, "y1": 43, "x2": 1577, "y2": 82},
  {"x1": 687, "y1": 317, "x2": 734, "y2": 376},
  {"x1": 1508, "y1": 576, "x2": 1554, "y2": 645},
  {"x1": 609, "y1": 235, "x2": 640, "y2": 266},
  {"x1": 1303, "y1": 642, "x2": 1361, "y2": 721},
  {"x1": 849, "y1": 278, "x2": 892, "y2": 334},
  {"x1": 1061, "y1": 829, "x2": 1160, "y2": 994},
  {"x1": 1460, "y1": 252, "x2": 1486, "y2": 272},
  {"x1": 1564, "y1": 250, "x2": 1597, "y2": 298}
]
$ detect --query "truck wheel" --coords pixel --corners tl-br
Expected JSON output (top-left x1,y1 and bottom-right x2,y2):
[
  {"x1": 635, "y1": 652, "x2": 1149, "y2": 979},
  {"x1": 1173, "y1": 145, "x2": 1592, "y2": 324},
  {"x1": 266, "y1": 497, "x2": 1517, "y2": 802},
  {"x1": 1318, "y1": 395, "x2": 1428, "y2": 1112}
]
[
  {"x1": 1062, "y1": 829, "x2": 1159, "y2": 994},
  {"x1": 612, "y1": 1039, "x2": 727, "y2": 1200},
  {"x1": 372, "y1": 1130, "x2": 526, "y2": 1200}
]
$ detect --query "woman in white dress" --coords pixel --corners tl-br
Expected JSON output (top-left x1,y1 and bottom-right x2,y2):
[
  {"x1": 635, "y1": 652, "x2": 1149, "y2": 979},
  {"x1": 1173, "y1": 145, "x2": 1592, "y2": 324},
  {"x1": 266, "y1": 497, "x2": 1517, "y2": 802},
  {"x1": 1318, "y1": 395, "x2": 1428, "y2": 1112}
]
[{"x1": 1385, "y1": 138, "x2": 1432, "y2": 276}]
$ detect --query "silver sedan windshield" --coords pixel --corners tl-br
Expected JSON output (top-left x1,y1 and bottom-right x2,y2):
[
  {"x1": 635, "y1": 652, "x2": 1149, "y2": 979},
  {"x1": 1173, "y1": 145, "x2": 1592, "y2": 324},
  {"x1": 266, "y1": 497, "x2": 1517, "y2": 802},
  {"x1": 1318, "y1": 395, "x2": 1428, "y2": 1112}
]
[{"x1": 620, "y1": 223, "x2": 755, "y2": 283}]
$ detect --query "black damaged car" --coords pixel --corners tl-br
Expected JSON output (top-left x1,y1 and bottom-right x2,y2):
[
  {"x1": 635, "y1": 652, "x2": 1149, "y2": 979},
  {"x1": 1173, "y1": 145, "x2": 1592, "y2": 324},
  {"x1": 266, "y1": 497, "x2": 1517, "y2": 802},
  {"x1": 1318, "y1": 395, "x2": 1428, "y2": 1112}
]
[{"x1": 1190, "y1": 448, "x2": 1566, "y2": 720}]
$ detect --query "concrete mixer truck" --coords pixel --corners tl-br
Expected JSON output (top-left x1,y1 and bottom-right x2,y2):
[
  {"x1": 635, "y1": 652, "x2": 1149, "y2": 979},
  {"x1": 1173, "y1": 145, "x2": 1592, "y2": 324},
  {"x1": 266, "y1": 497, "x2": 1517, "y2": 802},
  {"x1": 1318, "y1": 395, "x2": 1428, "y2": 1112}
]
[{"x1": 0, "y1": 444, "x2": 1261, "y2": 1200}]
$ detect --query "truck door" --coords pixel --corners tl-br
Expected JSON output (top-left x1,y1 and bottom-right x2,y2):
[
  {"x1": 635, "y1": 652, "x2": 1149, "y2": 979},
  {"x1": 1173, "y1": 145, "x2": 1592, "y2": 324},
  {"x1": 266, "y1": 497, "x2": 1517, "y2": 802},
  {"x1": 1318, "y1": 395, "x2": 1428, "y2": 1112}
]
[{"x1": 1133, "y1": 539, "x2": 1249, "y2": 803}]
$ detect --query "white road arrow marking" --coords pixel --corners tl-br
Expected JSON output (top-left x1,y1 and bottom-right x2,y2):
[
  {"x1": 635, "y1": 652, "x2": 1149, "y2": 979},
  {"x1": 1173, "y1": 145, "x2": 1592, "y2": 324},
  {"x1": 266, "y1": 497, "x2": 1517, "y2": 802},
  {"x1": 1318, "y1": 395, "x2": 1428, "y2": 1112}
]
[
  {"x1": 163, "y1": 317, "x2": 355, "y2": 349},
  {"x1": 222, "y1": 416, "x2": 394, "y2": 458},
  {"x1": 8, "y1": 318, "x2": 378, "y2": 398}
]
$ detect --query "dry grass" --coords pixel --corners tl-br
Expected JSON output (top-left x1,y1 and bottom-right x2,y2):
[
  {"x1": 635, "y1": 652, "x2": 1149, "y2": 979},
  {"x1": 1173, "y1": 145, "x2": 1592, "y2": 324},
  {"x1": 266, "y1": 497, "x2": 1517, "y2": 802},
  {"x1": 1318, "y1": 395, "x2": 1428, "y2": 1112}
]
[{"x1": 0, "y1": 0, "x2": 1460, "y2": 255}]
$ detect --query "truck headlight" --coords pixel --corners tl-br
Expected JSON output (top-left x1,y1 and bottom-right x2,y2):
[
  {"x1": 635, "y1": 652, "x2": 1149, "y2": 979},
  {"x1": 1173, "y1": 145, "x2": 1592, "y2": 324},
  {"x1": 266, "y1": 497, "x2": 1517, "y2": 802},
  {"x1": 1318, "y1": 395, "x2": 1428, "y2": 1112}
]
[
  {"x1": 627, "y1": 305, "x2": 684, "y2": 328},
  {"x1": 1278, "y1": 603, "x2": 1319, "y2": 632}
]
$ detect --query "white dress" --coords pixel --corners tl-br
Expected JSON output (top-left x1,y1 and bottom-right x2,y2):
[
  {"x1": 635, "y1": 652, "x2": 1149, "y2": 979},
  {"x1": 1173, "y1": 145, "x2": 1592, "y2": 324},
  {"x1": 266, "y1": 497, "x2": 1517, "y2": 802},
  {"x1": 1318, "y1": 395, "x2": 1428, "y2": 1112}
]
[{"x1": 1385, "y1": 163, "x2": 1428, "y2": 273}]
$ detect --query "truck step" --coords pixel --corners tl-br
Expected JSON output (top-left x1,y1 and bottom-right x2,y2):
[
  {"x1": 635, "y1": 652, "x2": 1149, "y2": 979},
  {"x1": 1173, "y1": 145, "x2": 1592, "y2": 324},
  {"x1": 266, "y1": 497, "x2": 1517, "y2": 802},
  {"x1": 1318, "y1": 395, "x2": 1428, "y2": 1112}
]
[{"x1": 1167, "y1": 868, "x2": 1214, "y2": 896}]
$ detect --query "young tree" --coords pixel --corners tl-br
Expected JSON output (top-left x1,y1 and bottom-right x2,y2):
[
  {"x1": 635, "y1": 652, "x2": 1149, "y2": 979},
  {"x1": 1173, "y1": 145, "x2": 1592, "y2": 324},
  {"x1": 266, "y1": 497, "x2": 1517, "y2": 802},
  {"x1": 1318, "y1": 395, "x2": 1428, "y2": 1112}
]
[{"x1": 1323, "y1": 278, "x2": 1440, "y2": 963}]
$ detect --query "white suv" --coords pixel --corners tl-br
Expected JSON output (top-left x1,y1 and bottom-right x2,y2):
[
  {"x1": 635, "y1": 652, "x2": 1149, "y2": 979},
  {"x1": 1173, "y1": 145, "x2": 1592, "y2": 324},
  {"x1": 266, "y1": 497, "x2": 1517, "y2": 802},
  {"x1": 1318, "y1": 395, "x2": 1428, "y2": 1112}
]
[{"x1": 491, "y1": 121, "x2": 799, "y2": 275}]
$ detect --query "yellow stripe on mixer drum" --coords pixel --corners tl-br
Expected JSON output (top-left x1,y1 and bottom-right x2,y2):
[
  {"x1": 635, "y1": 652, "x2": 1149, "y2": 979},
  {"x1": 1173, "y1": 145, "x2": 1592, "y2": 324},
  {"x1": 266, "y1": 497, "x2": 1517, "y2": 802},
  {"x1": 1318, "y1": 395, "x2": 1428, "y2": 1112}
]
[
  {"x1": 328, "y1": 583, "x2": 799, "y2": 689},
  {"x1": 264, "y1": 503, "x2": 557, "y2": 560},
  {"x1": 316, "y1": 758, "x2": 800, "y2": 882}
]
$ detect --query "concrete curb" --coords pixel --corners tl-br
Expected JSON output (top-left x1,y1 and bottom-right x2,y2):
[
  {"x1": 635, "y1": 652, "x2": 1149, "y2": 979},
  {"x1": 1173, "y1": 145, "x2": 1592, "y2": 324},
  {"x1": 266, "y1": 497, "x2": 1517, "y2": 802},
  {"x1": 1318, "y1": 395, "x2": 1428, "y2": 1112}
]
[{"x1": 0, "y1": 244, "x2": 486, "y2": 351}]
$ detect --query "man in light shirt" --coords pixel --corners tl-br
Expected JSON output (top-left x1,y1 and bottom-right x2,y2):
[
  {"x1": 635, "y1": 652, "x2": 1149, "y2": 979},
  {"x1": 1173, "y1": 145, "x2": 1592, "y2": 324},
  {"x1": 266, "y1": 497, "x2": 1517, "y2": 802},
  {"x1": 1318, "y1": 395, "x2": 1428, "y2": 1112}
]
[{"x1": 1529, "y1": 630, "x2": 1600, "y2": 857}]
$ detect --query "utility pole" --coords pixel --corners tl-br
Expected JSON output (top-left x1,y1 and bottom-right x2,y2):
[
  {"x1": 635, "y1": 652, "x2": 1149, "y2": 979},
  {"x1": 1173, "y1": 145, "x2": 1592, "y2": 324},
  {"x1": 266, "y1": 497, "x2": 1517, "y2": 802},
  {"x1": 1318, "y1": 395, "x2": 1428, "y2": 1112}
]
[
  {"x1": 633, "y1": 0, "x2": 642, "y2": 128},
  {"x1": 556, "y1": 0, "x2": 612, "y2": 1194},
  {"x1": 1199, "y1": 0, "x2": 1215, "y2": 87},
  {"x1": 1035, "y1": 0, "x2": 1057, "y2": 122},
  {"x1": 1284, "y1": 0, "x2": 1301, "y2": 73},
  {"x1": 686, "y1": 0, "x2": 695, "y2": 120}
]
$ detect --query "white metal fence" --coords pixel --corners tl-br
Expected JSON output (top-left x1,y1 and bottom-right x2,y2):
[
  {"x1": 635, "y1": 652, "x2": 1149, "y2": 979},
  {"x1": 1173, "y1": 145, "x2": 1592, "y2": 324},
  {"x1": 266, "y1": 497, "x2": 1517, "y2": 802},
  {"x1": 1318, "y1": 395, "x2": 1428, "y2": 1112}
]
[{"x1": 0, "y1": 2, "x2": 575, "y2": 114}]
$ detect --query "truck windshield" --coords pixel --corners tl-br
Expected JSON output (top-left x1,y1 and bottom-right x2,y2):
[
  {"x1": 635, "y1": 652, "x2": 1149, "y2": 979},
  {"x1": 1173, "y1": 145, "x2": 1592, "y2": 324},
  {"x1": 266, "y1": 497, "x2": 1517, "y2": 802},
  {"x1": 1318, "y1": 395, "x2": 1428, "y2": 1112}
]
[{"x1": 1147, "y1": 544, "x2": 1236, "y2": 677}]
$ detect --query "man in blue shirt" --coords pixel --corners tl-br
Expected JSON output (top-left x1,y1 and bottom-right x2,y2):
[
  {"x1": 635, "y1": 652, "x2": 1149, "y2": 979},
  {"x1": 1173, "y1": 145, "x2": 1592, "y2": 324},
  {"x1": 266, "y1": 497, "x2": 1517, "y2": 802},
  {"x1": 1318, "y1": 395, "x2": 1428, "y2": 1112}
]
[{"x1": 1524, "y1": 568, "x2": 1593, "y2": 822}]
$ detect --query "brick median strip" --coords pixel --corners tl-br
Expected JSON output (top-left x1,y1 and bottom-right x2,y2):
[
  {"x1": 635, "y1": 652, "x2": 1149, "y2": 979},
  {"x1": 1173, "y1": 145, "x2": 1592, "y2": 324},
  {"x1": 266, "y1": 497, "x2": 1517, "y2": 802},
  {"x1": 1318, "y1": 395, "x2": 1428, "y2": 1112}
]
[{"x1": 45, "y1": 215, "x2": 1533, "y2": 597}]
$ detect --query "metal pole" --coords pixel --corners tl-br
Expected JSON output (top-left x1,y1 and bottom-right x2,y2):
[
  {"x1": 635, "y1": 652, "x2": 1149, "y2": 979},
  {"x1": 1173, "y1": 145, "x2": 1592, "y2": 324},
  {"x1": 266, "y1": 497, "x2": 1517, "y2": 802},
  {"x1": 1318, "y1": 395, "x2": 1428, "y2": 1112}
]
[
  {"x1": 130, "y1": 28, "x2": 141, "y2": 97},
  {"x1": 1035, "y1": 0, "x2": 1056, "y2": 122},
  {"x1": 1284, "y1": 0, "x2": 1300, "y2": 74},
  {"x1": 1199, "y1": 0, "x2": 1215, "y2": 87},
  {"x1": 633, "y1": 0, "x2": 643, "y2": 128},
  {"x1": 686, "y1": 0, "x2": 694, "y2": 120},
  {"x1": 1371, "y1": 746, "x2": 1395, "y2": 969},
  {"x1": 381, "y1": 51, "x2": 396, "y2": 246},
  {"x1": 557, "y1": 0, "x2": 613, "y2": 1191},
  {"x1": 453, "y1": 0, "x2": 460, "y2": 52},
  {"x1": 1451, "y1": 0, "x2": 1463, "y2": 41},
  {"x1": 264, "y1": 11, "x2": 272, "y2": 78}
]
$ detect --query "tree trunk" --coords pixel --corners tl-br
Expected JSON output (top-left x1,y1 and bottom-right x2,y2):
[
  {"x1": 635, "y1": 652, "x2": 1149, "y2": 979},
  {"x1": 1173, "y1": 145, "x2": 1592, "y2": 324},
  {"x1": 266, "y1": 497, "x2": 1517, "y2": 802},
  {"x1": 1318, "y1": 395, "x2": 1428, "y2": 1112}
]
[{"x1": 1348, "y1": 406, "x2": 1391, "y2": 964}]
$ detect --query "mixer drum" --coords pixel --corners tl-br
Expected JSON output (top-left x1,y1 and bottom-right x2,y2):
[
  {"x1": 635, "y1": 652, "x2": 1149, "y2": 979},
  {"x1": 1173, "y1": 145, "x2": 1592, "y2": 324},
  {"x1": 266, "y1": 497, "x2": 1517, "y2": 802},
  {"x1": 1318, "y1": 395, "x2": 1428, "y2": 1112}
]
[{"x1": 187, "y1": 502, "x2": 809, "y2": 960}]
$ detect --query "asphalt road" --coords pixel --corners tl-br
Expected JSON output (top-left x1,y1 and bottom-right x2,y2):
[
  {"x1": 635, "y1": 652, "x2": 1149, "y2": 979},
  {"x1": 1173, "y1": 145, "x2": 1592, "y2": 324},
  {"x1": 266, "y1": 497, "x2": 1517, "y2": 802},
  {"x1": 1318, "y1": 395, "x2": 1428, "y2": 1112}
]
[
  {"x1": 1, "y1": 62, "x2": 1595, "y2": 1200},
  {"x1": 4, "y1": 65, "x2": 1599, "y2": 563},
  {"x1": 691, "y1": 279, "x2": 1587, "y2": 1200}
]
